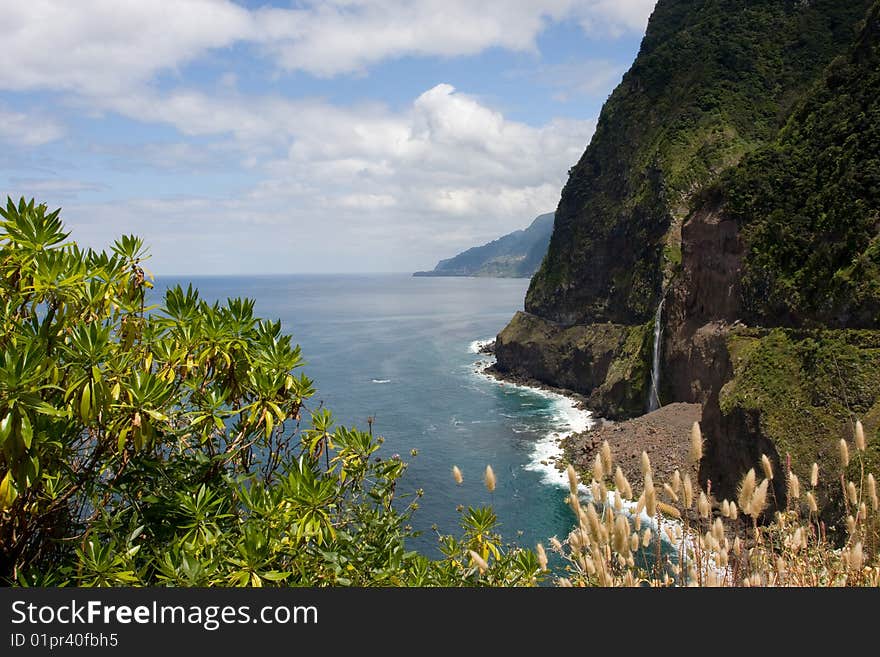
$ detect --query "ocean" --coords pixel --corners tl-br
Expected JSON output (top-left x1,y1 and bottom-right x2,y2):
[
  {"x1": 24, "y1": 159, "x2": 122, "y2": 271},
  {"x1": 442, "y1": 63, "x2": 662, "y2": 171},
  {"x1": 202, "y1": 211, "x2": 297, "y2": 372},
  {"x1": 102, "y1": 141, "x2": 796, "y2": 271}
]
[{"x1": 154, "y1": 273, "x2": 590, "y2": 557}]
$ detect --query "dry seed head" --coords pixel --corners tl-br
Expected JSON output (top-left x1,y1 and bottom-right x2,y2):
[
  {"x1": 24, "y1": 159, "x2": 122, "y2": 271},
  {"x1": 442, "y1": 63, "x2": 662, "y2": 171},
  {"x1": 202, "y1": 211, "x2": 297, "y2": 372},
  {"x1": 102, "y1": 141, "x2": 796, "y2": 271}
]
[
  {"x1": 713, "y1": 517, "x2": 725, "y2": 543},
  {"x1": 811, "y1": 462, "x2": 819, "y2": 488},
  {"x1": 698, "y1": 491, "x2": 710, "y2": 519},
  {"x1": 788, "y1": 472, "x2": 800, "y2": 500},
  {"x1": 452, "y1": 465, "x2": 463, "y2": 485},
  {"x1": 593, "y1": 453, "x2": 605, "y2": 483},
  {"x1": 846, "y1": 515, "x2": 856, "y2": 536},
  {"x1": 806, "y1": 491, "x2": 818, "y2": 514},
  {"x1": 568, "y1": 528, "x2": 585, "y2": 552},
  {"x1": 729, "y1": 501, "x2": 738, "y2": 520},
  {"x1": 683, "y1": 474, "x2": 694, "y2": 509},
  {"x1": 733, "y1": 536, "x2": 742, "y2": 556},
  {"x1": 859, "y1": 502, "x2": 867, "y2": 522},
  {"x1": 850, "y1": 542, "x2": 864, "y2": 571},
  {"x1": 646, "y1": 486, "x2": 657, "y2": 518},
  {"x1": 855, "y1": 420, "x2": 866, "y2": 452},
  {"x1": 590, "y1": 481, "x2": 602, "y2": 505},
  {"x1": 721, "y1": 500, "x2": 730, "y2": 517},
  {"x1": 586, "y1": 504, "x2": 602, "y2": 542},
  {"x1": 614, "y1": 467, "x2": 630, "y2": 500},
  {"x1": 536, "y1": 543, "x2": 548, "y2": 571},
  {"x1": 738, "y1": 469, "x2": 757, "y2": 513},
  {"x1": 641, "y1": 451, "x2": 651, "y2": 477},
  {"x1": 642, "y1": 528, "x2": 652, "y2": 548},
  {"x1": 484, "y1": 465, "x2": 496, "y2": 492},
  {"x1": 630, "y1": 532, "x2": 640, "y2": 553},
  {"x1": 749, "y1": 479, "x2": 769, "y2": 519},
  {"x1": 671, "y1": 469, "x2": 681, "y2": 494},
  {"x1": 690, "y1": 422, "x2": 703, "y2": 464},
  {"x1": 761, "y1": 454, "x2": 774, "y2": 481},
  {"x1": 570, "y1": 493, "x2": 582, "y2": 521},
  {"x1": 665, "y1": 526, "x2": 677, "y2": 544},
  {"x1": 550, "y1": 536, "x2": 563, "y2": 552},
  {"x1": 644, "y1": 472, "x2": 655, "y2": 496},
  {"x1": 468, "y1": 550, "x2": 489, "y2": 573},
  {"x1": 635, "y1": 493, "x2": 646, "y2": 518},
  {"x1": 613, "y1": 493, "x2": 623, "y2": 513},
  {"x1": 839, "y1": 439, "x2": 850, "y2": 469},
  {"x1": 601, "y1": 440, "x2": 613, "y2": 475},
  {"x1": 613, "y1": 516, "x2": 630, "y2": 555},
  {"x1": 792, "y1": 527, "x2": 803, "y2": 551},
  {"x1": 868, "y1": 473, "x2": 878, "y2": 510},
  {"x1": 567, "y1": 464, "x2": 579, "y2": 497},
  {"x1": 663, "y1": 482, "x2": 679, "y2": 503},
  {"x1": 558, "y1": 577, "x2": 573, "y2": 588},
  {"x1": 657, "y1": 501, "x2": 681, "y2": 519},
  {"x1": 847, "y1": 481, "x2": 859, "y2": 507}
]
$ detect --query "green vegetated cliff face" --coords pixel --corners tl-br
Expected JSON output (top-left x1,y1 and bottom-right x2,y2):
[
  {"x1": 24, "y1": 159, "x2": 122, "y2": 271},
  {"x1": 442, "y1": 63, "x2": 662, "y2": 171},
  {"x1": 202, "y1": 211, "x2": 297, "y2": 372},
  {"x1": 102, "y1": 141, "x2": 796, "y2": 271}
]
[
  {"x1": 495, "y1": 0, "x2": 875, "y2": 424},
  {"x1": 692, "y1": 2, "x2": 880, "y2": 516},
  {"x1": 718, "y1": 2, "x2": 880, "y2": 329},
  {"x1": 712, "y1": 328, "x2": 880, "y2": 530},
  {"x1": 526, "y1": 0, "x2": 874, "y2": 326}
]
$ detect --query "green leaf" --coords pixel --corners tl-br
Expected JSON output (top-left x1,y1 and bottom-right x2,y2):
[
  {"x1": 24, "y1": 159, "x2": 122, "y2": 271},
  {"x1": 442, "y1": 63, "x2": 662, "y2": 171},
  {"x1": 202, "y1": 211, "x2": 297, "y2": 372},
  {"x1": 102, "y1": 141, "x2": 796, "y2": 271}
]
[
  {"x1": 19, "y1": 412, "x2": 33, "y2": 449},
  {"x1": 0, "y1": 413, "x2": 11, "y2": 447},
  {"x1": 80, "y1": 383, "x2": 91, "y2": 422}
]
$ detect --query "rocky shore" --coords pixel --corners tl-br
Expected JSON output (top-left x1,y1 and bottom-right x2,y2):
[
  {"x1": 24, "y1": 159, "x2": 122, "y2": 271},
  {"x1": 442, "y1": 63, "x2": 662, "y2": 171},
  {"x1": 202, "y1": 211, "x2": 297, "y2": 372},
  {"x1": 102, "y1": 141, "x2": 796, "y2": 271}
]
[{"x1": 562, "y1": 402, "x2": 702, "y2": 495}]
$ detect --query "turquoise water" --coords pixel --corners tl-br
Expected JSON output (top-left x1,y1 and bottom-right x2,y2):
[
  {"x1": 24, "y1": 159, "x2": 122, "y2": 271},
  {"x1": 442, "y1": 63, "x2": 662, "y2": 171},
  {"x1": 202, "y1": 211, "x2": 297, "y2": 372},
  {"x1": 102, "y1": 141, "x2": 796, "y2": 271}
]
[{"x1": 155, "y1": 274, "x2": 588, "y2": 557}]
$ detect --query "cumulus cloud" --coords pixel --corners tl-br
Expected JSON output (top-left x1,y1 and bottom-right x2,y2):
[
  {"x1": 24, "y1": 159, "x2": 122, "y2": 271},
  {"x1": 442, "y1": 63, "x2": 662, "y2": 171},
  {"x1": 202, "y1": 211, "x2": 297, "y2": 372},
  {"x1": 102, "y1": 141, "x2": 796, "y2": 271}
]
[
  {"x1": 56, "y1": 83, "x2": 594, "y2": 272},
  {"x1": 0, "y1": 0, "x2": 251, "y2": 97},
  {"x1": 0, "y1": 0, "x2": 655, "y2": 91}
]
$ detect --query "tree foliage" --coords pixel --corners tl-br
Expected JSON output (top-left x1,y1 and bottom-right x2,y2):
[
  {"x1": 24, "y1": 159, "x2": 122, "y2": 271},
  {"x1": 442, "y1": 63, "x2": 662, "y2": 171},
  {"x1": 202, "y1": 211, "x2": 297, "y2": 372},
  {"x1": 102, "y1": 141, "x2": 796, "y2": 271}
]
[{"x1": 0, "y1": 198, "x2": 541, "y2": 586}]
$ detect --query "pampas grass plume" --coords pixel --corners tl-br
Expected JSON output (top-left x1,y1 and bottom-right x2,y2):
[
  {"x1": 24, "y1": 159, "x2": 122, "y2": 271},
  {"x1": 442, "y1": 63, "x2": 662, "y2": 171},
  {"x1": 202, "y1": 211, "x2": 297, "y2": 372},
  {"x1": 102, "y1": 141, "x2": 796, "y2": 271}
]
[
  {"x1": 855, "y1": 420, "x2": 866, "y2": 452},
  {"x1": 601, "y1": 440, "x2": 613, "y2": 475},
  {"x1": 761, "y1": 454, "x2": 773, "y2": 480},
  {"x1": 567, "y1": 464, "x2": 579, "y2": 498},
  {"x1": 536, "y1": 543, "x2": 548, "y2": 571},
  {"x1": 690, "y1": 422, "x2": 703, "y2": 464},
  {"x1": 469, "y1": 550, "x2": 488, "y2": 573},
  {"x1": 484, "y1": 465, "x2": 496, "y2": 492}
]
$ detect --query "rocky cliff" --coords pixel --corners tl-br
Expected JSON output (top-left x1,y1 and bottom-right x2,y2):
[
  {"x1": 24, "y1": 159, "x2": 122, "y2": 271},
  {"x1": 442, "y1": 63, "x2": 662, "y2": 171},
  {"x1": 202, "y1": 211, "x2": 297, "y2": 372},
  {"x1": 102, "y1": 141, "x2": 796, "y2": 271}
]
[{"x1": 494, "y1": 0, "x2": 880, "y2": 522}]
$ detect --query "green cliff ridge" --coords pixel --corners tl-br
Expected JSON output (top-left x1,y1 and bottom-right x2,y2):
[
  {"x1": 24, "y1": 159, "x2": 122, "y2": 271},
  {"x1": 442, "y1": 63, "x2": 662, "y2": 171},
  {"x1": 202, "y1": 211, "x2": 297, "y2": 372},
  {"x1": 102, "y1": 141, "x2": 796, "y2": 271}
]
[{"x1": 414, "y1": 212, "x2": 553, "y2": 278}]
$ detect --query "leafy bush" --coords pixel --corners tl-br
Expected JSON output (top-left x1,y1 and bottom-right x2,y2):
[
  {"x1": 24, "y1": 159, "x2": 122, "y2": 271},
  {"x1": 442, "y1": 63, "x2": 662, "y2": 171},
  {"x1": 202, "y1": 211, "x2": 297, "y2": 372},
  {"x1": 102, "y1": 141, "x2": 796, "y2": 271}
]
[{"x1": 0, "y1": 198, "x2": 541, "y2": 587}]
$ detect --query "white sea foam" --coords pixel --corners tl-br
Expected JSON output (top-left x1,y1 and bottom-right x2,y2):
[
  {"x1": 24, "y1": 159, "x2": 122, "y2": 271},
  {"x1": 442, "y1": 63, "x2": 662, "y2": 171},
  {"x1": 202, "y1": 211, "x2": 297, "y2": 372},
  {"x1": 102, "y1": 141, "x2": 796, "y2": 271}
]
[
  {"x1": 468, "y1": 338, "x2": 495, "y2": 354},
  {"x1": 371, "y1": 379, "x2": 391, "y2": 384},
  {"x1": 468, "y1": 343, "x2": 593, "y2": 487},
  {"x1": 466, "y1": 337, "x2": 705, "y2": 574}
]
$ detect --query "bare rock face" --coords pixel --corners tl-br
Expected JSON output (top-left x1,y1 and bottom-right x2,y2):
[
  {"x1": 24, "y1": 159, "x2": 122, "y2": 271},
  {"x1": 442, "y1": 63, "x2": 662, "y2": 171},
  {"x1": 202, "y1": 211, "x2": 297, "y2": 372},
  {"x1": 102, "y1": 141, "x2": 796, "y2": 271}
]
[{"x1": 491, "y1": 311, "x2": 651, "y2": 420}]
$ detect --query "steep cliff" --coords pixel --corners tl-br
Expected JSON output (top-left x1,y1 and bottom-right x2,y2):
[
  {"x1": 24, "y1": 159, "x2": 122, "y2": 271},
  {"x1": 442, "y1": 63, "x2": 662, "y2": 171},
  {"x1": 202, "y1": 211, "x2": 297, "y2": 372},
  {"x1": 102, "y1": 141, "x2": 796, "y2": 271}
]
[
  {"x1": 494, "y1": 0, "x2": 880, "y2": 520},
  {"x1": 674, "y1": 1, "x2": 880, "y2": 513},
  {"x1": 526, "y1": 0, "x2": 872, "y2": 326},
  {"x1": 497, "y1": 0, "x2": 874, "y2": 402}
]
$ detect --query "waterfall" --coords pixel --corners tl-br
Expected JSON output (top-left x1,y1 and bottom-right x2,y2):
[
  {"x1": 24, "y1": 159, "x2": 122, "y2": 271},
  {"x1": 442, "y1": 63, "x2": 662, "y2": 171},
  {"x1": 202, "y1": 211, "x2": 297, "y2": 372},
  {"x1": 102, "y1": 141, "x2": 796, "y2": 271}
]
[{"x1": 647, "y1": 297, "x2": 665, "y2": 413}]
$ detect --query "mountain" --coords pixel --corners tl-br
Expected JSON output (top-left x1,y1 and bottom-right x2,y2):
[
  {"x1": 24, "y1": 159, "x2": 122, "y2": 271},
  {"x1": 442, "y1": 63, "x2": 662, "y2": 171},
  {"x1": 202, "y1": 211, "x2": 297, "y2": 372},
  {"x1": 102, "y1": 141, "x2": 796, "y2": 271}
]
[
  {"x1": 491, "y1": 0, "x2": 880, "y2": 523},
  {"x1": 413, "y1": 213, "x2": 554, "y2": 278}
]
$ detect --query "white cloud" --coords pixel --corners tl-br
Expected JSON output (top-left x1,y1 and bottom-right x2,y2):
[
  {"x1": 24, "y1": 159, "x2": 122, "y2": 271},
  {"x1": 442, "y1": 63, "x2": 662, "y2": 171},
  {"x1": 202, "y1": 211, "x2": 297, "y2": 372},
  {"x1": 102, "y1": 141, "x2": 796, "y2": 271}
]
[
  {"x1": 56, "y1": 83, "x2": 594, "y2": 273},
  {"x1": 0, "y1": 107, "x2": 64, "y2": 146},
  {"x1": 0, "y1": 0, "x2": 251, "y2": 96},
  {"x1": 0, "y1": 1, "x2": 656, "y2": 93}
]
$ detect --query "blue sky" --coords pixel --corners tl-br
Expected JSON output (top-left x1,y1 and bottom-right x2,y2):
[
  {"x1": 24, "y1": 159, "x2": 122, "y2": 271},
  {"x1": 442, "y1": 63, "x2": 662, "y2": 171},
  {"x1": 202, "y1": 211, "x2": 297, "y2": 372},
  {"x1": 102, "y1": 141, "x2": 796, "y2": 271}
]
[{"x1": 0, "y1": 0, "x2": 656, "y2": 274}]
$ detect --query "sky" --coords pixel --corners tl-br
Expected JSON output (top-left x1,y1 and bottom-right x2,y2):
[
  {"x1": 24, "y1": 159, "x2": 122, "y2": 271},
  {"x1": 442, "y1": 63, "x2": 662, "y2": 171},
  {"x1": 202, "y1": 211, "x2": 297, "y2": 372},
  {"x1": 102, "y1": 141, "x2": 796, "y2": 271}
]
[{"x1": 0, "y1": 0, "x2": 656, "y2": 274}]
